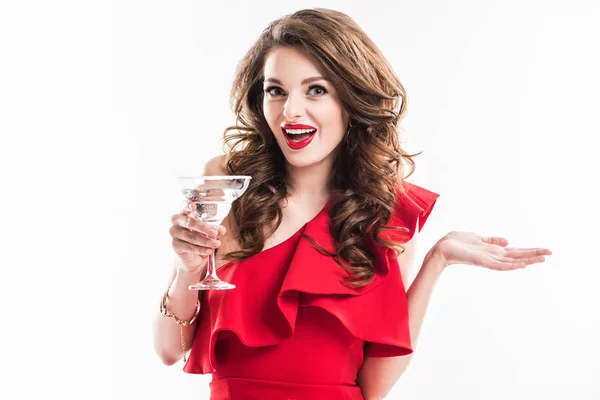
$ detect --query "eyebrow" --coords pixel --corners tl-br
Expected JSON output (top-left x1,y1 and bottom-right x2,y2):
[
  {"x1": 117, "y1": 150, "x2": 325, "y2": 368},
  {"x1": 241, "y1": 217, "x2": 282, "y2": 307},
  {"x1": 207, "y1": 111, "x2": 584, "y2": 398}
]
[{"x1": 263, "y1": 76, "x2": 328, "y2": 85}]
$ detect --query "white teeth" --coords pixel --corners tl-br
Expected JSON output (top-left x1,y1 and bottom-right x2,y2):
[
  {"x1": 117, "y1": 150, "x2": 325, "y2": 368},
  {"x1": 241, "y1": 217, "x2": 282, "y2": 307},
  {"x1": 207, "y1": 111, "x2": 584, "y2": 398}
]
[{"x1": 285, "y1": 129, "x2": 316, "y2": 135}]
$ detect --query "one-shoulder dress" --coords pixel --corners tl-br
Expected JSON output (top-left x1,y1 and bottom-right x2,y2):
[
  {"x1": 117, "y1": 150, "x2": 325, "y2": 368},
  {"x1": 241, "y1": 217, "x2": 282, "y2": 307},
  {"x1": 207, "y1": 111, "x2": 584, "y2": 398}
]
[{"x1": 183, "y1": 181, "x2": 440, "y2": 399}]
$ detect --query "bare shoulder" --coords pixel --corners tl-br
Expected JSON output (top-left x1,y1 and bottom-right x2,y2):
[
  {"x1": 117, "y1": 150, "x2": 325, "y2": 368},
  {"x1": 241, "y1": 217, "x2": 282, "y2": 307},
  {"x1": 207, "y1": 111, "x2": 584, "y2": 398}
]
[{"x1": 202, "y1": 154, "x2": 227, "y2": 176}]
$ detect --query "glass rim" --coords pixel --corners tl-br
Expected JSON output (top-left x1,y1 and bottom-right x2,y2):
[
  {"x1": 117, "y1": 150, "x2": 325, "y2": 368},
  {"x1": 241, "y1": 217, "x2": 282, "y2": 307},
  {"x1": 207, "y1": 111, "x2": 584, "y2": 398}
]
[{"x1": 177, "y1": 175, "x2": 252, "y2": 180}]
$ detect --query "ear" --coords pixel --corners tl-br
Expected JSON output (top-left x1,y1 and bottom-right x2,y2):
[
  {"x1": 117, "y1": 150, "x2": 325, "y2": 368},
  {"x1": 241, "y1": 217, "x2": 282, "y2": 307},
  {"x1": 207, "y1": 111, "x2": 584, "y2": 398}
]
[{"x1": 342, "y1": 109, "x2": 351, "y2": 125}]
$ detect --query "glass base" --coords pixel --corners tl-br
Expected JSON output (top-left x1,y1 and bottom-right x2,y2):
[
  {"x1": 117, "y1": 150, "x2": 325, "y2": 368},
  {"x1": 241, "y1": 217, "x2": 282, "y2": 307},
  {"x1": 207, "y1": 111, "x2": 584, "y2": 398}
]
[{"x1": 189, "y1": 276, "x2": 236, "y2": 291}]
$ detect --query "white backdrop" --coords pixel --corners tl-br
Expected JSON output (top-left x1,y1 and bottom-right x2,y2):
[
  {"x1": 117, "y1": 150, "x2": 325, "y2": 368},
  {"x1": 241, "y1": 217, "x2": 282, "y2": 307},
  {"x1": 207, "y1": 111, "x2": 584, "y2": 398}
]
[{"x1": 1, "y1": 0, "x2": 599, "y2": 399}]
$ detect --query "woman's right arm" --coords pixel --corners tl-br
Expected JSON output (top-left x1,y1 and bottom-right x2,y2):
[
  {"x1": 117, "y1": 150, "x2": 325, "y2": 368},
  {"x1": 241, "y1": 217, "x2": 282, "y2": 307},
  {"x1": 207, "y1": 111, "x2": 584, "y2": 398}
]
[
  {"x1": 153, "y1": 155, "x2": 227, "y2": 365},
  {"x1": 152, "y1": 260, "x2": 207, "y2": 365}
]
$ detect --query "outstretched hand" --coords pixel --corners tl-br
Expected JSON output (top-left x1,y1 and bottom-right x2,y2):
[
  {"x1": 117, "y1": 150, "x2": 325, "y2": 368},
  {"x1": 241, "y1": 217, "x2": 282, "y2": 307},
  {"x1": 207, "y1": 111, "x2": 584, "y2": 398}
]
[{"x1": 430, "y1": 231, "x2": 552, "y2": 271}]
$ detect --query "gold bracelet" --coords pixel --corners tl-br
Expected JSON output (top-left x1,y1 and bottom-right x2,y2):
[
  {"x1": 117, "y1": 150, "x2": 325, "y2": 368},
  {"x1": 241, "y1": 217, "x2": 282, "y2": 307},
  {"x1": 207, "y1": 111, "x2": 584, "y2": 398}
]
[
  {"x1": 159, "y1": 285, "x2": 201, "y2": 362},
  {"x1": 160, "y1": 287, "x2": 201, "y2": 326}
]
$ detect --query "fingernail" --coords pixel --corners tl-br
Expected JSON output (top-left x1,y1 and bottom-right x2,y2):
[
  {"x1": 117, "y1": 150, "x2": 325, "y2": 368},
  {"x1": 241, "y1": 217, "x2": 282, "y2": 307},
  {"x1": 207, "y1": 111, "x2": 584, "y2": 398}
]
[{"x1": 209, "y1": 229, "x2": 218, "y2": 236}]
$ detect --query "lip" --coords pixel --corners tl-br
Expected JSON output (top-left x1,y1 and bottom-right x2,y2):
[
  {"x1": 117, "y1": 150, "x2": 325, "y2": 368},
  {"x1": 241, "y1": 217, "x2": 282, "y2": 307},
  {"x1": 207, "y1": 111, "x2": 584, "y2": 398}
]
[
  {"x1": 281, "y1": 127, "x2": 317, "y2": 150},
  {"x1": 281, "y1": 123, "x2": 317, "y2": 130}
]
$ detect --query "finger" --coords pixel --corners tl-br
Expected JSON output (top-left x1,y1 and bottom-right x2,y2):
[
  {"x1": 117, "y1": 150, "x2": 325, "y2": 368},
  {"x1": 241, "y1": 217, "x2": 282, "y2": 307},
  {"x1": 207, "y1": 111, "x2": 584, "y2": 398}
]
[
  {"x1": 179, "y1": 226, "x2": 221, "y2": 248},
  {"x1": 481, "y1": 236, "x2": 509, "y2": 247},
  {"x1": 504, "y1": 248, "x2": 552, "y2": 259},
  {"x1": 172, "y1": 237, "x2": 213, "y2": 256},
  {"x1": 175, "y1": 214, "x2": 218, "y2": 237},
  {"x1": 171, "y1": 213, "x2": 190, "y2": 229},
  {"x1": 171, "y1": 209, "x2": 193, "y2": 226},
  {"x1": 178, "y1": 214, "x2": 194, "y2": 230},
  {"x1": 170, "y1": 224, "x2": 221, "y2": 249},
  {"x1": 518, "y1": 255, "x2": 546, "y2": 266},
  {"x1": 495, "y1": 252, "x2": 547, "y2": 263},
  {"x1": 496, "y1": 254, "x2": 548, "y2": 269}
]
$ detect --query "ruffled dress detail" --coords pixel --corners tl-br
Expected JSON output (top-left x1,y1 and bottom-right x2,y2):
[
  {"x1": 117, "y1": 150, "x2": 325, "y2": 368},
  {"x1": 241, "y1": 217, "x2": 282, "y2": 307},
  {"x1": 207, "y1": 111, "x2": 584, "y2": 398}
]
[{"x1": 183, "y1": 181, "x2": 440, "y2": 399}]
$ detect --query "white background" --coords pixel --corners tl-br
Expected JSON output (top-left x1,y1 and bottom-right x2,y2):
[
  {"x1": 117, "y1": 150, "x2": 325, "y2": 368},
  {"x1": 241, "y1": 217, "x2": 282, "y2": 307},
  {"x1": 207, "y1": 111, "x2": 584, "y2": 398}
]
[{"x1": 1, "y1": 0, "x2": 599, "y2": 399}]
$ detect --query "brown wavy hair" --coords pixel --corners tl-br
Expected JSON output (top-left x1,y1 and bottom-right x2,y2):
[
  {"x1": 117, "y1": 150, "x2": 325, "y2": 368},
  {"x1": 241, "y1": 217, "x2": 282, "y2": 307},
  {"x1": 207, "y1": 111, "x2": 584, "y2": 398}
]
[{"x1": 219, "y1": 8, "x2": 422, "y2": 288}]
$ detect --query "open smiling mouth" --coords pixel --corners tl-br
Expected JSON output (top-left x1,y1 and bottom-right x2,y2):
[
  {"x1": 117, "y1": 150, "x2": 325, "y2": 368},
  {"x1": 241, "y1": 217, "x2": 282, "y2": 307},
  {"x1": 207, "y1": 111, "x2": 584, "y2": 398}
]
[
  {"x1": 281, "y1": 128, "x2": 317, "y2": 150},
  {"x1": 283, "y1": 128, "x2": 316, "y2": 141}
]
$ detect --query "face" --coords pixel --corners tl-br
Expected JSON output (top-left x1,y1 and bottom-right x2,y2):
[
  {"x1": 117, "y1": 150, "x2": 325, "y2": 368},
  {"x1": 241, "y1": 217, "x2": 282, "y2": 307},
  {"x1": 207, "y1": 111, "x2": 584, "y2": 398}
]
[{"x1": 262, "y1": 46, "x2": 349, "y2": 169}]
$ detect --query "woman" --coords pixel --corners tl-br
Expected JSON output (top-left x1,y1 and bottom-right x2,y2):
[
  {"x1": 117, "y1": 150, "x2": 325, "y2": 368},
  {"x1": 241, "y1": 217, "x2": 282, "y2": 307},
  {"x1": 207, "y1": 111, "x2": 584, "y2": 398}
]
[{"x1": 154, "y1": 8, "x2": 551, "y2": 399}]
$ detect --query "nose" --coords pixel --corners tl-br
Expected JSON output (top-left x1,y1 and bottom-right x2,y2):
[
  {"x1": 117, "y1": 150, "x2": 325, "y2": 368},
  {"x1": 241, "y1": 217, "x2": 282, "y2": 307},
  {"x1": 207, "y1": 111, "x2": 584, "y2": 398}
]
[{"x1": 282, "y1": 92, "x2": 306, "y2": 121}]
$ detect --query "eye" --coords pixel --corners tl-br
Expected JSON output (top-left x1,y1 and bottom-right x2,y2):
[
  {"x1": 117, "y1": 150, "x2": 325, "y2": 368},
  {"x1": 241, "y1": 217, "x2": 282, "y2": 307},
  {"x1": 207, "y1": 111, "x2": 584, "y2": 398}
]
[
  {"x1": 263, "y1": 85, "x2": 329, "y2": 98},
  {"x1": 264, "y1": 86, "x2": 285, "y2": 97},
  {"x1": 308, "y1": 85, "x2": 328, "y2": 97}
]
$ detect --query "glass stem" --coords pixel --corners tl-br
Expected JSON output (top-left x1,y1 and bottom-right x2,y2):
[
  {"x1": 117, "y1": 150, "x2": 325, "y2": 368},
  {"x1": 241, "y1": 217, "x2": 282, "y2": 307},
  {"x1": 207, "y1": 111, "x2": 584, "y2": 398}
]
[{"x1": 205, "y1": 221, "x2": 222, "y2": 281}]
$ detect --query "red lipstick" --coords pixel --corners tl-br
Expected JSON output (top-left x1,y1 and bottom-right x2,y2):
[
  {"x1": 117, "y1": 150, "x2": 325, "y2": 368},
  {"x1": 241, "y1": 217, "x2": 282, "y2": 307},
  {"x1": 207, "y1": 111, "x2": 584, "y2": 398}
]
[
  {"x1": 280, "y1": 124, "x2": 317, "y2": 150},
  {"x1": 282, "y1": 123, "x2": 316, "y2": 130}
]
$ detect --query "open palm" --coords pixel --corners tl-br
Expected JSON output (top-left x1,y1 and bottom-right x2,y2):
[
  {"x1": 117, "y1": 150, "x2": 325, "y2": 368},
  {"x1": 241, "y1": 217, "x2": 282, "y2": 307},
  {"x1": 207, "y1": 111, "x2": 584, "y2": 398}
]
[{"x1": 431, "y1": 231, "x2": 552, "y2": 271}]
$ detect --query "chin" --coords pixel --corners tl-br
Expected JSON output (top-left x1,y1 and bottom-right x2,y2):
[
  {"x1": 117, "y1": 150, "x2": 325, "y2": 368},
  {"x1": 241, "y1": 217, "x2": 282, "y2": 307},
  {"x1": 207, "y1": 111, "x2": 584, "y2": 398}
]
[
  {"x1": 275, "y1": 137, "x2": 337, "y2": 168},
  {"x1": 285, "y1": 151, "x2": 334, "y2": 169},
  {"x1": 284, "y1": 155, "x2": 319, "y2": 168}
]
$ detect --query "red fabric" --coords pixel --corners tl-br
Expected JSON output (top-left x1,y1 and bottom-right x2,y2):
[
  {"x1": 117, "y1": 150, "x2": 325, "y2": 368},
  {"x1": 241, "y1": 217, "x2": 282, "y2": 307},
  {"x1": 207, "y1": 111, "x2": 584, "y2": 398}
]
[{"x1": 183, "y1": 181, "x2": 440, "y2": 399}]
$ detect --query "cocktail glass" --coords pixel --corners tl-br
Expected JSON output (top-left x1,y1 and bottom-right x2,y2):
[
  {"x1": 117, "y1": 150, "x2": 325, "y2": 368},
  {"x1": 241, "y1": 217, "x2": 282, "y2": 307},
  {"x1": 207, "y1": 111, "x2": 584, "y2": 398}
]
[{"x1": 177, "y1": 175, "x2": 252, "y2": 290}]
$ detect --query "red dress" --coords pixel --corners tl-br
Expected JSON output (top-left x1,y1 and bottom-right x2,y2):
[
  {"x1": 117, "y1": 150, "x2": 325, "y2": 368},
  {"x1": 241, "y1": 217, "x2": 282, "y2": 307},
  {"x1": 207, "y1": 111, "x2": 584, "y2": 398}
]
[{"x1": 183, "y1": 182, "x2": 440, "y2": 399}]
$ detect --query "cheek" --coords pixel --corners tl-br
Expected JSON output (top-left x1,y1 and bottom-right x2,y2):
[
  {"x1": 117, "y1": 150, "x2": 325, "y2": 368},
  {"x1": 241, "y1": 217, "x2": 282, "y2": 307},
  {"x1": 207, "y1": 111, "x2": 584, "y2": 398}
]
[
  {"x1": 317, "y1": 105, "x2": 345, "y2": 133},
  {"x1": 262, "y1": 102, "x2": 279, "y2": 126}
]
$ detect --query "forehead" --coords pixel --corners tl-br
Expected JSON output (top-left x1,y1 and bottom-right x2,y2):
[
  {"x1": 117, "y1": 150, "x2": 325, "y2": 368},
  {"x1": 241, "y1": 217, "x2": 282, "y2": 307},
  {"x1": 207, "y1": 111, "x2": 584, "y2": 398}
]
[{"x1": 263, "y1": 46, "x2": 326, "y2": 84}]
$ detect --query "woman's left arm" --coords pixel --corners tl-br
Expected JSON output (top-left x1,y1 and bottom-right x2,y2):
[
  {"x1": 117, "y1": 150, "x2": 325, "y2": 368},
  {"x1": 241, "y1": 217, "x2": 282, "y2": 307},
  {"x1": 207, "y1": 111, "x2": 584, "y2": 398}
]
[
  {"x1": 357, "y1": 247, "x2": 444, "y2": 400},
  {"x1": 358, "y1": 232, "x2": 552, "y2": 399}
]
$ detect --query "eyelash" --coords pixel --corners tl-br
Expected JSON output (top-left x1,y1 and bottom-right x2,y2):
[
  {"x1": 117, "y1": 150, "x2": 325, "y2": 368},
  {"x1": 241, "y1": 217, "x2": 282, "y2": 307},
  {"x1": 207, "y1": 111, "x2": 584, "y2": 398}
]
[{"x1": 264, "y1": 85, "x2": 328, "y2": 98}]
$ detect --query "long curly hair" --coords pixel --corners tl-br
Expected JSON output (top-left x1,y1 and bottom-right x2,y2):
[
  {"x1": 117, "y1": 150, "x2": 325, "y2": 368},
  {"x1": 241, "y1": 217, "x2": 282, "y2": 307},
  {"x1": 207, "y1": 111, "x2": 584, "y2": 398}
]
[{"x1": 219, "y1": 8, "x2": 421, "y2": 288}]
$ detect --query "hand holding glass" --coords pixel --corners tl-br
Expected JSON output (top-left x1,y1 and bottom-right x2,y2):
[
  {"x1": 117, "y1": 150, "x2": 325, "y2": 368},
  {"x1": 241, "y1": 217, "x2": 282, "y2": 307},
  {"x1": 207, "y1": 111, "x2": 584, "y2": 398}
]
[{"x1": 177, "y1": 175, "x2": 252, "y2": 290}]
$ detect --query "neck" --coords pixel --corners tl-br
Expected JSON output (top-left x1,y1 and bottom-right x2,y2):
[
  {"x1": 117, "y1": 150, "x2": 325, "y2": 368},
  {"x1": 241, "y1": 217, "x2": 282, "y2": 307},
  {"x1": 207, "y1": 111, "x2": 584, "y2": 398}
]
[{"x1": 285, "y1": 158, "x2": 333, "y2": 201}]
